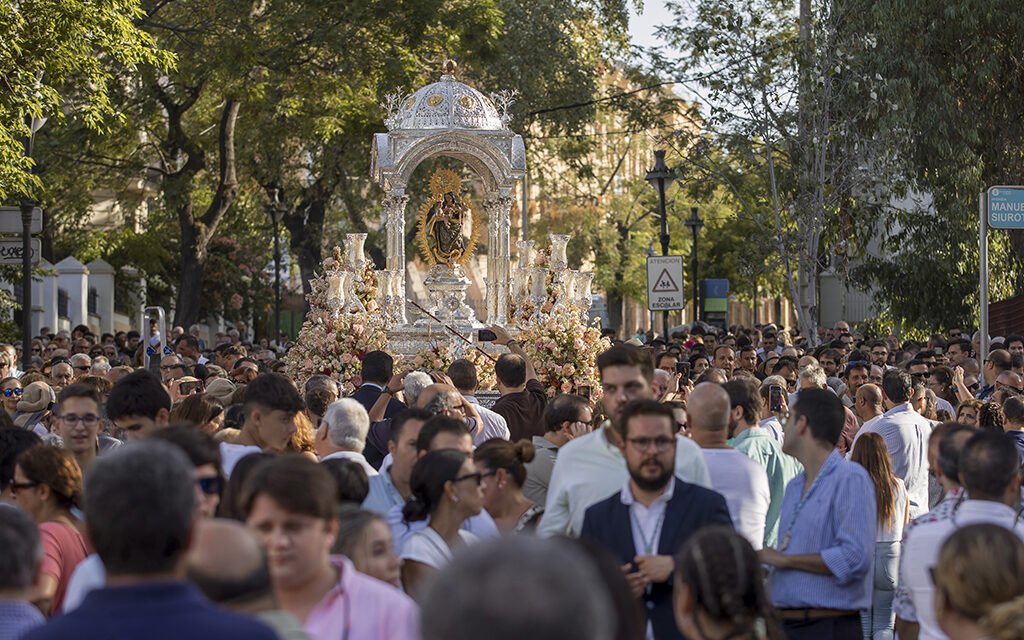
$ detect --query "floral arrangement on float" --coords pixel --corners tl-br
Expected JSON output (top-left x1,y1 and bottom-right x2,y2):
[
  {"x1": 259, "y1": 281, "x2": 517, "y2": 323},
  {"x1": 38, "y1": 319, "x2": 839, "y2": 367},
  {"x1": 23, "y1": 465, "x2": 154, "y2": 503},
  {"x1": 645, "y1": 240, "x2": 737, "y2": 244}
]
[
  {"x1": 403, "y1": 341, "x2": 498, "y2": 390},
  {"x1": 511, "y1": 234, "x2": 607, "y2": 397},
  {"x1": 517, "y1": 310, "x2": 609, "y2": 396},
  {"x1": 284, "y1": 242, "x2": 389, "y2": 392}
]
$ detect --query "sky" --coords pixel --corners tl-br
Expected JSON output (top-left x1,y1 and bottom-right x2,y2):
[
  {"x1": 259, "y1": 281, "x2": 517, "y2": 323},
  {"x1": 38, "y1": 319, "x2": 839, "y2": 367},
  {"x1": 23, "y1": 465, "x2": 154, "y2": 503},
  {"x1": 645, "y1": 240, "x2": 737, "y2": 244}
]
[{"x1": 629, "y1": 0, "x2": 673, "y2": 51}]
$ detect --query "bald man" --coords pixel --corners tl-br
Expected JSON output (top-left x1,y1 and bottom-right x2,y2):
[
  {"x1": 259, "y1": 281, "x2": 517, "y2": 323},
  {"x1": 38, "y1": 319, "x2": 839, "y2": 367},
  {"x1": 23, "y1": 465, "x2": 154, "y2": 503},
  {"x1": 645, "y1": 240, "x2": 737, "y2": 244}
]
[
  {"x1": 855, "y1": 384, "x2": 884, "y2": 427},
  {"x1": 187, "y1": 519, "x2": 311, "y2": 640},
  {"x1": 994, "y1": 370, "x2": 1024, "y2": 405},
  {"x1": 687, "y1": 384, "x2": 770, "y2": 549}
]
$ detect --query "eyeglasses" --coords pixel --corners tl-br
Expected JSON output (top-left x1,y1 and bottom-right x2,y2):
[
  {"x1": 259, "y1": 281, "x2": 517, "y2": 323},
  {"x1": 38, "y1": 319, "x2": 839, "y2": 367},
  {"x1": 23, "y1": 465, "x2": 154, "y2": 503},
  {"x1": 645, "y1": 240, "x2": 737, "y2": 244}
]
[
  {"x1": 786, "y1": 379, "x2": 798, "y2": 390},
  {"x1": 74, "y1": 365, "x2": 90, "y2": 372},
  {"x1": 626, "y1": 436, "x2": 676, "y2": 452},
  {"x1": 8, "y1": 481, "x2": 39, "y2": 494},
  {"x1": 2, "y1": 388, "x2": 22, "y2": 397},
  {"x1": 160, "y1": 364, "x2": 183, "y2": 370},
  {"x1": 453, "y1": 472, "x2": 483, "y2": 486},
  {"x1": 197, "y1": 477, "x2": 223, "y2": 495},
  {"x1": 31, "y1": 347, "x2": 40, "y2": 353},
  {"x1": 60, "y1": 414, "x2": 101, "y2": 427}
]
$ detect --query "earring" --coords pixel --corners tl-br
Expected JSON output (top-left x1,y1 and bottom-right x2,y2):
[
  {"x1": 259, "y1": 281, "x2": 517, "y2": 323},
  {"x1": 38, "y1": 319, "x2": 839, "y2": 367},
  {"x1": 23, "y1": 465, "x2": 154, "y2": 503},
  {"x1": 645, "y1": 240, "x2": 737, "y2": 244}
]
[
  {"x1": 452, "y1": 496, "x2": 460, "y2": 503},
  {"x1": 498, "y1": 482, "x2": 506, "y2": 489}
]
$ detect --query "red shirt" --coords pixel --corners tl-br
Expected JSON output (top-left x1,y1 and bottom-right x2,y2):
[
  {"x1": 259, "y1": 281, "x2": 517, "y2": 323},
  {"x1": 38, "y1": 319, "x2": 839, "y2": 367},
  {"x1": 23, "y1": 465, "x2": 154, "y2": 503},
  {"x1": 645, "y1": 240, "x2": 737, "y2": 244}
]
[{"x1": 39, "y1": 520, "x2": 89, "y2": 614}]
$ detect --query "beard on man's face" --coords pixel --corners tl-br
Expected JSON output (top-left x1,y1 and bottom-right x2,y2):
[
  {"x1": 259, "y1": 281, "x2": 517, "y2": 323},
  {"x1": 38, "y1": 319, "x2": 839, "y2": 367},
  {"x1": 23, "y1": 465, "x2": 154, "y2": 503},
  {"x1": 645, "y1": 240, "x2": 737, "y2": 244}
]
[{"x1": 628, "y1": 456, "x2": 673, "y2": 492}]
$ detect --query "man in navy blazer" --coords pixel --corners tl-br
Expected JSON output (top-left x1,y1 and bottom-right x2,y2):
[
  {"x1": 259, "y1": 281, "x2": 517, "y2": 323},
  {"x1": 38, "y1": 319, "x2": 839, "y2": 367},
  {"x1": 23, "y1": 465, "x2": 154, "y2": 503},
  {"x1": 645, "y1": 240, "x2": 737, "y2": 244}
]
[
  {"x1": 351, "y1": 350, "x2": 405, "y2": 419},
  {"x1": 580, "y1": 399, "x2": 732, "y2": 640}
]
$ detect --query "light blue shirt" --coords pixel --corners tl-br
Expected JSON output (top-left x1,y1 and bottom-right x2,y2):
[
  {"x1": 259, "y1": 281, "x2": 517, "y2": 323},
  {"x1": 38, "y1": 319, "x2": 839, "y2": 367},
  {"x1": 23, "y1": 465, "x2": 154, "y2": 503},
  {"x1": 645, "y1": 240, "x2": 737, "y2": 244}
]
[
  {"x1": 362, "y1": 462, "x2": 403, "y2": 516},
  {"x1": 362, "y1": 461, "x2": 501, "y2": 553},
  {"x1": 769, "y1": 450, "x2": 876, "y2": 610},
  {"x1": 0, "y1": 600, "x2": 44, "y2": 640}
]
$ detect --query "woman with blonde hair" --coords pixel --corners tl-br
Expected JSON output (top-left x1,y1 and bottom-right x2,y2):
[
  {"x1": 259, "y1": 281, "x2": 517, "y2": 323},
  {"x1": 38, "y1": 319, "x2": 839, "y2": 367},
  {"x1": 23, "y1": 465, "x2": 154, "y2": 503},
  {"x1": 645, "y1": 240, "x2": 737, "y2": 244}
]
[
  {"x1": 932, "y1": 523, "x2": 1024, "y2": 640},
  {"x1": 851, "y1": 432, "x2": 908, "y2": 640}
]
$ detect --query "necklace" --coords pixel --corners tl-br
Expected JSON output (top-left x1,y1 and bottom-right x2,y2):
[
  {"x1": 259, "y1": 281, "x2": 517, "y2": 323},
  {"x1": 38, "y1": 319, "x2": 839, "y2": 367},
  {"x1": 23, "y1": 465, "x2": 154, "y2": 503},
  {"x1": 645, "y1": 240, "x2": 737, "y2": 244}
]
[{"x1": 778, "y1": 455, "x2": 837, "y2": 552}]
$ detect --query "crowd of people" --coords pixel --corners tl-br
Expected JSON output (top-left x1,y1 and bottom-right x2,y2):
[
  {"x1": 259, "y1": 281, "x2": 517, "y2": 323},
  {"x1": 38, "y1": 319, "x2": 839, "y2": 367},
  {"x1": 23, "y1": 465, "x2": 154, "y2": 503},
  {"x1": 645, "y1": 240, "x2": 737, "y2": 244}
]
[{"x1": 1, "y1": 318, "x2": 1023, "y2": 640}]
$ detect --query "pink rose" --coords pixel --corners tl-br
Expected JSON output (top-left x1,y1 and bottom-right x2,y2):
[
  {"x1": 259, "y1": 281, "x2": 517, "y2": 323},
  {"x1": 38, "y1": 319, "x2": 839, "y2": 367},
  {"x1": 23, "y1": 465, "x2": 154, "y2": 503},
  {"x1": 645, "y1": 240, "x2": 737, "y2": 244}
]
[{"x1": 560, "y1": 381, "x2": 572, "y2": 393}]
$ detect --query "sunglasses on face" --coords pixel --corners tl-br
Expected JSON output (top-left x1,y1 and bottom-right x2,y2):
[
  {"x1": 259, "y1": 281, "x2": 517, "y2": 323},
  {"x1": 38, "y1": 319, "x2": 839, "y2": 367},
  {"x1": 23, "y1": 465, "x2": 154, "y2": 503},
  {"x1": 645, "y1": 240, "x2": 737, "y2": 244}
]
[
  {"x1": 3, "y1": 388, "x2": 22, "y2": 397},
  {"x1": 197, "y1": 476, "x2": 223, "y2": 495},
  {"x1": 453, "y1": 472, "x2": 484, "y2": 486},
  {"x1": 7, "y1": 480, "x2": 40, "y2": 494}
]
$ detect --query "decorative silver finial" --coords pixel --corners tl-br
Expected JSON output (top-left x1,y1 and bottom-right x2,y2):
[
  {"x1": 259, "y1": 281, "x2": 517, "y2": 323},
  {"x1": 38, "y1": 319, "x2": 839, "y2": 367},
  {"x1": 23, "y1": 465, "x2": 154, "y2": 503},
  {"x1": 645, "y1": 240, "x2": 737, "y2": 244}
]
[
  {"x1": 381, "y1": 89, "x2": 405, "y2": 131},
  {"x1": 490, "y1": 89, "x2": 518, "y2": 128},
  {"x1": 443, "y1": 59, "x2": 458, "y2": 76}
]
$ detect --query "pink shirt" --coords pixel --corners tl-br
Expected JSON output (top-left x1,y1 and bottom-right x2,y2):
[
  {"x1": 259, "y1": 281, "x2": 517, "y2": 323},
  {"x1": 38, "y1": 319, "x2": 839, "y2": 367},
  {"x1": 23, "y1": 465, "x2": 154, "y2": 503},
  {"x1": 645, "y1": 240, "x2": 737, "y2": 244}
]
[
  {"x1": 304, "y1": 556, "x2": 419, "y2": 640},
  {"x1": 39, "y1": 521, "x2": 89, "y2": 613}
]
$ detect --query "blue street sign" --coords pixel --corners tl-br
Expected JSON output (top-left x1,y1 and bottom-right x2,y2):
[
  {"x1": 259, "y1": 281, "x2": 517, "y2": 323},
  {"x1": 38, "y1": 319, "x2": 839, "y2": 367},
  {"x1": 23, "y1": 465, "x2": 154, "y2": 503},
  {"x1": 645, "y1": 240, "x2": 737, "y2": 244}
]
[
  {"x1": 987, "y1": 186, "x2": 1024, "y2": 229},
  {"x1": 701, "y1": 279, "x2": 729, "y2": 299}
]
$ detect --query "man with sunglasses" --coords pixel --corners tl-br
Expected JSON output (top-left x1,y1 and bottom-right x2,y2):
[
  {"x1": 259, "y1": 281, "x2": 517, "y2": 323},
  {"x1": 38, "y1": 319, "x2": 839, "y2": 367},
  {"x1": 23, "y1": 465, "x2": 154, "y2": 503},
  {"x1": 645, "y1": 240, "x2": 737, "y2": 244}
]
[
  {"x1": 580, "y1": 399, "x2": 731, "y2": 640},
  {"x1": 977, "y1": 348, "x2": 1011, "y2": 402},
  {"x1": 69, "y1": 353, "x2": 92, "y2": 381}
]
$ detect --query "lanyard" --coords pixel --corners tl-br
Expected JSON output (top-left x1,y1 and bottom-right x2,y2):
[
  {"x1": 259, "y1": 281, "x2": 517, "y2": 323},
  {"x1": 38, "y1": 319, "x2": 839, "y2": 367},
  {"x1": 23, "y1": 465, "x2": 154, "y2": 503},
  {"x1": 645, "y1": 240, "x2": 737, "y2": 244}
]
[
  {"x1": 630, "y1": 504, "x2": 667, "y2": 555},
  {"x1": 778, "y1": 456, "x2": 837, "y2": 552}
]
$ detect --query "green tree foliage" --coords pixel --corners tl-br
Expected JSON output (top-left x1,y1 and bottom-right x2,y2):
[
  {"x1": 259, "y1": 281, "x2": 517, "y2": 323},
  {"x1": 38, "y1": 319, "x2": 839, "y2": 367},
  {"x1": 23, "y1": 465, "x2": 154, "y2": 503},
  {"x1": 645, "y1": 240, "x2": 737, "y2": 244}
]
[
  {"x1": 37, "y1": 0, "x2": 648, "y2": 330},
  {"x1": 851, "y1": 0, "x2": 1024, "y2": 330},
  {"x1": 0, "y1": 0, "x2": 171, "y2": 203}
]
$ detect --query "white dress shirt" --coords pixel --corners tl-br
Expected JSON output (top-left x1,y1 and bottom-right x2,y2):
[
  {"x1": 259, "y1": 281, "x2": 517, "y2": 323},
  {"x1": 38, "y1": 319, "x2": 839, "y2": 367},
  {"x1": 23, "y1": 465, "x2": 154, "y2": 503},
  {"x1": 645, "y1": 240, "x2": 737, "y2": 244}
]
[
  {"x1": 538, "y1": 425, "x2": 711, "y2": 538},
  {"x1": 620, "y1": 478, "x2": 675, "y2": 640},
  {"x1": 700, "y1": 448, "x2": 771, "y2": 549},
  {"x1": 898, "y1": 500, "x2": 1024, "y2": 640},
  {"x1": 320, "y1": 450, "x2": 379, "y2": 477},
  {"x1": 852, "y1": 403, "x2": 932, "y2": 518},
  {"x1": 464, "y1": 395, "x2": 511, "y2": 445}
]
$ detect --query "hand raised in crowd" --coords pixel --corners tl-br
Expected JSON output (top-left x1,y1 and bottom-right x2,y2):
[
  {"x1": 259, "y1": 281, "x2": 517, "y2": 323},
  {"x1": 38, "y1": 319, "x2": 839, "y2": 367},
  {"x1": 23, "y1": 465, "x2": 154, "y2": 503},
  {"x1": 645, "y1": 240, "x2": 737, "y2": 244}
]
[
  {"x1": 569, "y1": 421, "x2": 593, "y2": 439},
  {"x1": 488, "y1": 325, "x2": 513, "y2": 346},
  {"x1": 952, "y1": 365, "x2": 965, "y2": 386},
  {"x1": 386, "y1": 370, "x2": 410, "y2": 394},
  {"x1": 429, "y1": 369, "x2": 453, "y2": 386}
]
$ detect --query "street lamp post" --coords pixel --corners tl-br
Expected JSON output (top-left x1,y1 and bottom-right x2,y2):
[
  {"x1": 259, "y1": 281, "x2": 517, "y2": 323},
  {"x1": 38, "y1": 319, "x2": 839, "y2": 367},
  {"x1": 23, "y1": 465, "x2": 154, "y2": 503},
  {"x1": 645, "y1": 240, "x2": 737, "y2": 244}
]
[
  {"x1": 19, "y1": 115, "x2": 45, "y2": 371},
  {"x1": 264, "y1": 189, "x2": 282, "y2": 347},
  {"x1": 645, "y1": 150, "x2": 676, "y2": 337},
  {"x1": 684, "y1": 207, "x2": 703, "y2": 323}
]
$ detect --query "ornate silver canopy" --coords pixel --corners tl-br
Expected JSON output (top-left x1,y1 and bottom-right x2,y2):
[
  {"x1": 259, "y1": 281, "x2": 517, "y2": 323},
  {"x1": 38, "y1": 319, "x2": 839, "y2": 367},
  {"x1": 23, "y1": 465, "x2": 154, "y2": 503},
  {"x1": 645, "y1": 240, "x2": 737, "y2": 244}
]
[{"x1": 371, "y1": 61, "x2": 526, "y2": 337}]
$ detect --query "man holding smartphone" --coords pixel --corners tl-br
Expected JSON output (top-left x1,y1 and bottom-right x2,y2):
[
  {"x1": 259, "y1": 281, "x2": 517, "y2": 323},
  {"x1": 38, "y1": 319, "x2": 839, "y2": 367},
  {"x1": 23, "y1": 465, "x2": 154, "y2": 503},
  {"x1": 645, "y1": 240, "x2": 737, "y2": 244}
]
[{"x1": 489, "y1": 326, "x2": 548, "y2": 442}]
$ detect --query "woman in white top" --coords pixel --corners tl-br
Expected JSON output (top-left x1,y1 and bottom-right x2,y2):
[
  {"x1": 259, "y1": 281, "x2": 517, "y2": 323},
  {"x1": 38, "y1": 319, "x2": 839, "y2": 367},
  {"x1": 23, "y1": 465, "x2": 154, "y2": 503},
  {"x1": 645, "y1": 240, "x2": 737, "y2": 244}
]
[
  {"x1": 852, "y1": 432, "x2": 909, "y2": 640},
  {"x1": 399, "y1": 449, "x2": 483, "y2": 598}
]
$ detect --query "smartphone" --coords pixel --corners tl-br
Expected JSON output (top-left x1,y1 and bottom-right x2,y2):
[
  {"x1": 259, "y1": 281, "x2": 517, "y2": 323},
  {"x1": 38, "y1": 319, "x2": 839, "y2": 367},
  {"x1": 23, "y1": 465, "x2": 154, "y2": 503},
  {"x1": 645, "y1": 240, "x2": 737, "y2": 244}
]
[
  {"x1": 478, "y1": 329, "x2": 497, "y2": 342},
  {"x1": 769, "y1": 384, "x2": 784, "y2": 412},
  {"x1": 676, "y1": 361, "x2": 691, "y2": 391},
  {"x1": 577, "y1": 385, "x2": 591, "y2": 399}
]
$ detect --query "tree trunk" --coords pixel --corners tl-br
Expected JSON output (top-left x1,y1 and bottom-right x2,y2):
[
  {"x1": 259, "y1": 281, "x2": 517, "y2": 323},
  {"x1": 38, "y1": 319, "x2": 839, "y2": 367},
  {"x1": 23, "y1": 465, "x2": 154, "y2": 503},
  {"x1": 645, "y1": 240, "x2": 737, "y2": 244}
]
[
  {"x1": 172, "y1": 99, "x2": 241, "y2": 327},
  {"x1": 284, "y1": 197, "x2": 327, "y2": 305}
]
